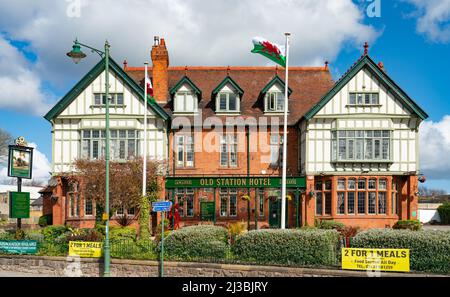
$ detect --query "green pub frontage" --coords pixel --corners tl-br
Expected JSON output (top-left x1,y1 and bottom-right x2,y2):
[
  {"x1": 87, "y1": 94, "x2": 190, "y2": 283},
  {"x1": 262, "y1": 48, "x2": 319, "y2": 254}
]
[{"x1": 165, "y1": 176, "x2": 306, "y2": 229}]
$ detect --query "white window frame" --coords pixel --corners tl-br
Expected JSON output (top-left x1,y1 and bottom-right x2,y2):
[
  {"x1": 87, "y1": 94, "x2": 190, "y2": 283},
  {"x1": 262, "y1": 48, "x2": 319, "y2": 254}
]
[
  {"x1": 93, "y1": 93, "x2": 124, "y2": 106},
  {"x1": 265, "y1": 91, "x2": 285, "y2": 112},
  {"x1": 348, "y1": 92, "x2": 379, "y2": 106},
  {"x1": 175, "y1": 134, "x2": 194, "y2": 168},
  {"x1": 220, "y1": 134, "x2": 238, "y2": 167},
  {"x1": 331, "y1": 130, "x2": 391, "y2": 162},
  {"x1": 174, "y1": 91, "x2": 197, "y2": 113},
  {"x1": 216, "y1": 91, "x2": 240, "y2": 113}
]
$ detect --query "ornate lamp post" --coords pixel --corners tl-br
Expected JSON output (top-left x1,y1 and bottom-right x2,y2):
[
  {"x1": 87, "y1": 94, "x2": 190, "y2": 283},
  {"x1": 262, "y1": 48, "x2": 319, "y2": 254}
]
[{"x1": 67, "y1": 38, "x2": 111, "y2": 277}]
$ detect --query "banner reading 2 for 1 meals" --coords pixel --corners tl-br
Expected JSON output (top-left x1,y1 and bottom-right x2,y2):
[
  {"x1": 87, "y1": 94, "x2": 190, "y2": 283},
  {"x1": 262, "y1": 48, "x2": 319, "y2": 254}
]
[
  {"x1": 69, "y1": 241, "x2": 103, "y2": 258},
  {"x1": 342, "y1": 248, "x2": 410, "y2": 272}
]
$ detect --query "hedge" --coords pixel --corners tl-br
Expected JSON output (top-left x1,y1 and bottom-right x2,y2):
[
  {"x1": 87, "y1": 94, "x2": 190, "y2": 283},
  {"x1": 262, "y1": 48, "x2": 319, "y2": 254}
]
[
  {"x1": 232, "y1": 229, "x2": 340, "y2": 266},
  {"x1": 163, "y1": 225, "x2": 228, "y2": 260},
  {"x1": 437, "y1": 203, "x2": 450, "y2": 224},
  {"x1": 352, "y1": 229, "x2": 450, "y2": 274}
]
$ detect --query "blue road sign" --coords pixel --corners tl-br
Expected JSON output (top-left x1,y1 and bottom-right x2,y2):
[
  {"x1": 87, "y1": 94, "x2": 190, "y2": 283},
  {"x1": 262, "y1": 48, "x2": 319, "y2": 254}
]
[{"x1": 152, "y1": 201, "x2": 172, "y2": 212}]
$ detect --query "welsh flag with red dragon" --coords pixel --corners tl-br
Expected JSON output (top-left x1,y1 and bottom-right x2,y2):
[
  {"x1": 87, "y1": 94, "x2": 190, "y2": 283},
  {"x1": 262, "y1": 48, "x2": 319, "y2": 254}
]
[{"x1": 251, "y1": 36, "x2": 286, "y2": 67}]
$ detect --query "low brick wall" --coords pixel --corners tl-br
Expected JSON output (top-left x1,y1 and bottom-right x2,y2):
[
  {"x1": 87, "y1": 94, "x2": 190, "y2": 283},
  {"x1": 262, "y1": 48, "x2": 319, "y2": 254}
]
[{"x1": 0, "y1": 255, "x2": 445, "y2": 277}]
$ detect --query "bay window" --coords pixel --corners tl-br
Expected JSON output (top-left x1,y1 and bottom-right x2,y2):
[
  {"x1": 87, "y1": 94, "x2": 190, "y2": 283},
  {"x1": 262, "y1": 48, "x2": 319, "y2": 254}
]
[
  {"x1": 81, "y1": 129, "x2": 140, "y2": 161},
  {"x1": 332, "y1": 130, "x2": 391, "y2": 162}
]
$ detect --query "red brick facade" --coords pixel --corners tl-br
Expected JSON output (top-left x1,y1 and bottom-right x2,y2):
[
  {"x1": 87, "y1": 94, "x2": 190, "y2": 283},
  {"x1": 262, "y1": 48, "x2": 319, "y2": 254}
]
[{"x1": 44, "y1": 37, "x2": 423, "y2": 231}]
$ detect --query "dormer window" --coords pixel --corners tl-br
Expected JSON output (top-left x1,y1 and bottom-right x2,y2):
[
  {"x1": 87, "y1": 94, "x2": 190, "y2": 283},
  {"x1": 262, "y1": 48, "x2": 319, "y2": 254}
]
[
  {"x1": 217, "y1": 91, "x2": 239, "y2": 113},
  {"x1": 260, "y1": 75, "x2": 291, "y2": 114},
  {"x1": 169, "y1": 76, "x2": 202, "y2": 114},
  {"x1": 212, "y1": 76, "x2": 244, "y2": 114},
  {"x1": 174, "y1": 89, "x2": 197, "y2": 113},
  {"x1": 266, "y1": 91, "x2": 285, "y2": 112}
]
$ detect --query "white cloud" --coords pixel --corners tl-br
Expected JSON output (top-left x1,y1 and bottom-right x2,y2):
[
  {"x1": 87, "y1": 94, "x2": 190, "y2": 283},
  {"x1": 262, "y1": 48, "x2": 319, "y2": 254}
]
[
  {"x1": 0, "y1": 35, "x2": 52, "y2": 115},
  {"x1": 0, "y1": 142, "x2": 51, "y2": 186},
  {"x1": 0, "y1": 0, "x2": 379, "y2": 90},
  {"x1": 419, "y1": 115, "x2": 450, "y2": 179},
  {"x1": 404, "y1": 0, "x2": 450, "y2": 43}
]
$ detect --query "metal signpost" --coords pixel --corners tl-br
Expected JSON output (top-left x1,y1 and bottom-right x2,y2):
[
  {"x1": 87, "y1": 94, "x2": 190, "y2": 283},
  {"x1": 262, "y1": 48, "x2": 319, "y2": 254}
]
[
  {"x1": 152, "y1": 201, "x2": 172, "y2": 277},
  {"x1": 7, "y1": 137, "x2": 33, "y2": 231}
]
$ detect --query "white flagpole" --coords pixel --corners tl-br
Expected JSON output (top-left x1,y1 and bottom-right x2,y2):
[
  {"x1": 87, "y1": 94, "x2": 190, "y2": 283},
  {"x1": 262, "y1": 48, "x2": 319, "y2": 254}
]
[
  {"x1": 142, "y1": 62, "x2": 148, "y2": 197},
  {"x1": 281, "y1": 33, "x2": 290, "y2": 229}
]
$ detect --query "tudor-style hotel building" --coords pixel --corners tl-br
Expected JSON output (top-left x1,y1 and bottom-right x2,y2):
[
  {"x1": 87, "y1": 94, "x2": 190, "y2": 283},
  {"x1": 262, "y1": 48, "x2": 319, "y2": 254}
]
[{"x1": 42, "y1": 38, "x2": 427, "y2": 230}]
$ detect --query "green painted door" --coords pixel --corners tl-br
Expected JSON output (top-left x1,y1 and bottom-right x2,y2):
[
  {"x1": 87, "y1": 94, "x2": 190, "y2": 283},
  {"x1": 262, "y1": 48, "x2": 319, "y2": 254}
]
[{"x1": 269, "y1": 199, "x2": 280, "y2": 228}]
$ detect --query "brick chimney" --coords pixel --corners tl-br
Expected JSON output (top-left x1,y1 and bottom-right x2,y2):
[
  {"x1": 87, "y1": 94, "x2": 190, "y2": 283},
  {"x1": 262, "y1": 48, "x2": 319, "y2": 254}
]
[{"x1": 151, "y1": 36, "x2": 169, "y2": 103}]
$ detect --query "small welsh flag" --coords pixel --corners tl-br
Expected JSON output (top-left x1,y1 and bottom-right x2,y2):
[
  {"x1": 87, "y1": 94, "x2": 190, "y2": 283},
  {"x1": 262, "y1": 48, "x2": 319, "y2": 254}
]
[
  {"x1": 251, "y1": 36, "x2": 286, "y2": 67},
  {"x1": 145, "y1": 67, "x2": 156, "y2": 104}
]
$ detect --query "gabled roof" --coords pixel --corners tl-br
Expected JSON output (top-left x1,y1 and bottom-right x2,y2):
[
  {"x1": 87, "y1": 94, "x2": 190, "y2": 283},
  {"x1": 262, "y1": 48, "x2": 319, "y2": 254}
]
[
  {"x1": 260, "y1": 75, "x2": 292, "y2": 96},
  {"x1": 125, "y1": 66, "x2": 334, "y2": 125},
  {"x1": 212, "y1": 75, "x2": 244, "y2": 96},
  {"x1": 304, "y1": 55, "x2": 428, "y2": 120},
  {"x1": 44, "y1": 57, "x2": 169, "y2": 122},
  {"x1": 169, "y1": 75, "x2": 202, "y2": 96}
]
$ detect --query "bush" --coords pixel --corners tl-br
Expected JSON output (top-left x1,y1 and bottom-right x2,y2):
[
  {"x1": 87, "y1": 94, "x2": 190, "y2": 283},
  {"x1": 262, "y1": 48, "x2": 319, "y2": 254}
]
[
  {"x1": 38, "y1": 214, "x2": 52, "y2": 227},
  {"x1": 233, "y1": 229, "x2": 340, "y2": 266},
  {"x1": 393, "y1": 220, "x2": 422, "y2": 231},
  {"x1": 41, "y1": 225, "x2": 69, "y2": 241},
  {"x1": 163, "y1": 225, "x2": 228, "y2": 260},
  {"x1": 111, "y1": 239, "x2": 157, "y2": 260},
  {"x1": 315, "y1": 219, "x2": 345, "y2": 230},
  {"x1": 0, "y1": 230, "x2": 15, "y2": 240},
  {"x1": 352, "y1": 229, "x2": 450, "y2": 274},
  {"x1": 227, "y1": 221, "x2": 247, "y2": 244},
  {"x1": 65, "y1": 228, "x2": 104, "y2": 243},
  {"x1": 437, "y1": 202, "x2": 450, "y2": 224},
  {"x1": 110, "y1": 226, "x2": 137, "y2": 242}
]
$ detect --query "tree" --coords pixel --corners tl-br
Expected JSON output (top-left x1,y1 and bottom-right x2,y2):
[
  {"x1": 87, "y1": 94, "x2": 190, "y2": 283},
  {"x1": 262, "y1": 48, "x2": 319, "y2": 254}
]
[
  {"x1": 419, "y1": 186, "x2": 447, "y2": 197},
  {"x1": 73, "y1": 158, "x2": 162, "y2": 232},
  {"x1": 0, "y1": 129, "x2": 13, "y2": 166}
]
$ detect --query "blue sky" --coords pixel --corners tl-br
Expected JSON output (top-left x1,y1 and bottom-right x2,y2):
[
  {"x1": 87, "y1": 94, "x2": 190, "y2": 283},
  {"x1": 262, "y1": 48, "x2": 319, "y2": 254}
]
[{"x1": 0, "y1": 0, "x2": 449, "y2": 191}]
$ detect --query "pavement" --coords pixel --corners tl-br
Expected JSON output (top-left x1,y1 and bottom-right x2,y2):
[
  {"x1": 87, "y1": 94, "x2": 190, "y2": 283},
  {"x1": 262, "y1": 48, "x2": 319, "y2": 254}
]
[{"x1": 422, "y1": 224, "x2": 450, "y2": 231}]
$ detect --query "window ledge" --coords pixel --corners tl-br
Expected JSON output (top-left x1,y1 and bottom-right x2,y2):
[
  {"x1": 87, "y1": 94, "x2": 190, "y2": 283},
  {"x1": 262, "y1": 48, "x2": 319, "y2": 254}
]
[
  {"x1": 172, "y1": 111, "x2": 200, "y2": 115},
  {"x1": 332, "y1": 160, "x2": 393, "y2": 164},
  {"x1": 90, "y1": 104, "x2": 126, "y2": 108},
  {"x1": 215, "y1": 112, "x2": 241, "y2": 116},
  {"x1": 345, "y1": 104, "x2": 382, "y2": 108},
  {"x1": 264, "y1": 111, "x2": 290, "y2": 115}
]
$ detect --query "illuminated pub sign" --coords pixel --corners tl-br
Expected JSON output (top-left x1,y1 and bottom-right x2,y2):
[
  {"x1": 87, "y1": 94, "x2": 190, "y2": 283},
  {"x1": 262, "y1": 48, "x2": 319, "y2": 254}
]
[{"x1": 165, "y1": 176, "x2": 306, "y2": 189}]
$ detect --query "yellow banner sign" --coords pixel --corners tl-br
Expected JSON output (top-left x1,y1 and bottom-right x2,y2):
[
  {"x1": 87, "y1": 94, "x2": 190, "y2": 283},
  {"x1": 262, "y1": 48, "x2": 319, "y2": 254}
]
[
  {"x1": 69, "y1": 241, "x2": 103, "y2": 258},
  {"x1": 342, "y1": 248, "x2": 410, "y2": 272}
]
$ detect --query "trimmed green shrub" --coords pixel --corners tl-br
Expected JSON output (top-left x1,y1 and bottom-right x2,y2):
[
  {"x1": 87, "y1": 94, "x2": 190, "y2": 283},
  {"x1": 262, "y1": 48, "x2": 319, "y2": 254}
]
[
  {"x1": 38, "y1": 214, "x2": 52, "y2": 227},
  {"x1": 233, "y1": 229, "x2": 340, "y2": 266},
  {"x1": 393, "y1": 219, "x2": 422, "y2": 231},
  {"x1": 315, "y1": 219, "x2": 345, "y2": 230},
  {"x1": 352, "y1": 229, "x2": 450, "y2": 274},
  {"x1": 437, "y1": 202, "x2": 450, "y2": 224},
  {"x1": 163, "y1": 225, "x2": 228, "y2": 260},
  {"x1": 110, "y1": 226, "x2": 137, "y2": 242}
]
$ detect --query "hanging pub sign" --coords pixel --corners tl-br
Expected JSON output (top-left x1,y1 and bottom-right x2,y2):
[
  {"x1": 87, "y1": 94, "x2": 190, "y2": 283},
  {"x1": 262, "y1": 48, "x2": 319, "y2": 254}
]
[{"x1": 8, "y1": 137, "x2": 33, "y2": 179}]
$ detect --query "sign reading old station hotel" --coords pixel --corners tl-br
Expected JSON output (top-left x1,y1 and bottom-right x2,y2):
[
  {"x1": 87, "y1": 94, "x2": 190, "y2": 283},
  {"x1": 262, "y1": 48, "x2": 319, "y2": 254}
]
[
  {"x1": 42, "y1": 37, "x2": 427, "y2": 230},
  {"x1": 166, "y1": 177, "x2": 306, "y2": 188}
]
